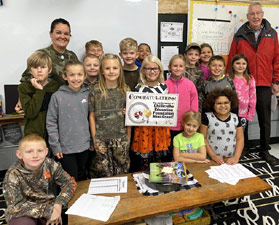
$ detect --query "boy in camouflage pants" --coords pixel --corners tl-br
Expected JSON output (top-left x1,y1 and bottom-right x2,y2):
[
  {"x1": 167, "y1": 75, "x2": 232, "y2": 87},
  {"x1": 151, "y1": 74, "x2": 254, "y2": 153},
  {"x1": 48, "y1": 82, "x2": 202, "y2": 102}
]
[{"x1": 3, "y1": 134, "x2": 76, "y2": 225}]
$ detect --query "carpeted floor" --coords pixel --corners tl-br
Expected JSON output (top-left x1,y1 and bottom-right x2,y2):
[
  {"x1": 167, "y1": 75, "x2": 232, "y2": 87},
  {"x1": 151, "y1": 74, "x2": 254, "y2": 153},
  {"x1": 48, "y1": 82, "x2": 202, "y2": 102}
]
[
  {"x1": 207, "y1": 151, "x2": 279, "y2": 225},
  {"x1": 0, "y1": 152, "x2": 279, "y2": 225}
]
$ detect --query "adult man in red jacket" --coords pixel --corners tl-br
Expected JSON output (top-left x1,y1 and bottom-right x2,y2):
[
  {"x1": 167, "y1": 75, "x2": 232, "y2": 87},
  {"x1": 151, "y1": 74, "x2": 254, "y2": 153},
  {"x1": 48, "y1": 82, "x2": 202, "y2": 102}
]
[{"x1": 227, "y1": 2, "x2": 279, "y2": 165}]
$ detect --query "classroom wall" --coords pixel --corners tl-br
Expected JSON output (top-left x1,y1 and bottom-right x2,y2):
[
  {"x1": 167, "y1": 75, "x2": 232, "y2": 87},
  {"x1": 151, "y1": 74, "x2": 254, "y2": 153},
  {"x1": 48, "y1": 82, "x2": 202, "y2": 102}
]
[
  {"x1": 0, "y1": 0, "x2": 158, "y2": 113},
  {"x1": 158, "y1": 0, "x2": 279, "y2": 14}
]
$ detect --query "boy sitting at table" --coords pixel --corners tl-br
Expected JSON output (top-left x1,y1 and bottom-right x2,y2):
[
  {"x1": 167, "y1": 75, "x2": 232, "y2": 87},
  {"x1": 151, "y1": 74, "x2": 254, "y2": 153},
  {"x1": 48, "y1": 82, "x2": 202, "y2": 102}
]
[{"x1": 3, "y1": 134, "x2": 77, "y2": 225}]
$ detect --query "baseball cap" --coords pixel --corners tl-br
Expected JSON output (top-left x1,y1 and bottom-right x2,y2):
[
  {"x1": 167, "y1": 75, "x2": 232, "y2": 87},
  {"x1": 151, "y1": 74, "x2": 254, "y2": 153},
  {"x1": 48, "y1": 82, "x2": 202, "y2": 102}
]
[{"x1": 185, "y1": 43, "x2": 201, "y2": 53}]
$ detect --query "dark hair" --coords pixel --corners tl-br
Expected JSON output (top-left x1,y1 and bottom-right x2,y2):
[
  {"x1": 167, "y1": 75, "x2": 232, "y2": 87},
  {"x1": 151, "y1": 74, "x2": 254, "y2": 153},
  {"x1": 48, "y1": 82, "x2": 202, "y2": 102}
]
[
  {"x1": 204, "y1": 88, "x2": 238, "y2": 112},
  {"x1": 200, "y1": 43, "x2": 214, "y2": 55},
  {"x1": 208, "y1": 55, "x2": 225, "y2": 67},
  {"x1": 138, "y1": 43, "x2": 151, "y2": 52},
  {"x1": 63, "y1": 60, "x2": 84, "y2": 75},
  {"x1": 50, "y1": 18, "x2": 71, "y2": 33},
  {"x1": 228, "y1": 54, "x2": 251, "y2": 85}
]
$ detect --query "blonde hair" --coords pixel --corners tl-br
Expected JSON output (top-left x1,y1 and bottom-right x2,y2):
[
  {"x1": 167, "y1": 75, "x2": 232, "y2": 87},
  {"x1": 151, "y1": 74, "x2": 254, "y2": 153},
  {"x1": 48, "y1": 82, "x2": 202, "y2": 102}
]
[
  {"x1": 119, "y1": 37, "x2": 138, "y2": 52},
  {"x1": 98, "y1": 53, "x2": 129, "y2": 98},
  {"x1": 83, "y1": 54, "x2": 100, "y2": 62},
  {"x1": 140, "y1": 55, "x2": 164, "y2": 84},
  {"x1": 181, "y1": 110, "x2": 201, "y2": 127},
  {"x1": 169, "y1": 54, "x2": 186, "y2": 68},
  {"x1": 85, "y1": 40, "x2": 103, "y2": 52},
  {"x1": 19, "y1": 134, "x2": 46, "y2": 150},
  {"x1": 27, "y1": 51, "x2": 52, "y2": 72}
]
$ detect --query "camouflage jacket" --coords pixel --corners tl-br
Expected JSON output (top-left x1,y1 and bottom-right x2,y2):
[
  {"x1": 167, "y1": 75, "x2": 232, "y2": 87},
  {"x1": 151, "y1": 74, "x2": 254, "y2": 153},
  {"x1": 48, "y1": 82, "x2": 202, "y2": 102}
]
[
  {"x1": 3, "y1": 158, "x2": 76, "y2": 222},
  {"x1": 184, "y1": 67, "x2": 204, "y2": 112},
  {"x1": 88, "y1": 85, "x2": 127, "y2": 139},
  {"x1": 21, "y1": 45, "x2": 78, "y2": 86}
]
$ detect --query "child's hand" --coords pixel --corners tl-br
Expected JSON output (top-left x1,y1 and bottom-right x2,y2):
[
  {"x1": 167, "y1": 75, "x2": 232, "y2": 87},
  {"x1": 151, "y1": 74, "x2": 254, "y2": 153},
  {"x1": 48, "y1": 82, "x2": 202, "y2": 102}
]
[
  {"x1": 89, "y1": 146, "x2": 95, "y2": 151},
  {"x1": 196, "y1": 159, "x2": 210, "y2": 164},
  {"x1": 226, "y1": 156, "x2": 239, "y2": 165},
  {"x1": 30, "y1": 78, "x2": 43, "y2": 90},
  {"x1": 47, "y1": 203, "x2": 62, "y2": 225},
  {"x1": 212, "y1": 155, "x2": 224, "y2": 164},
  {"x1": 55, "y1": 152, "x2": 63, "y2": 159},
  {"x1": 14, "y1": 100, "x2": 25, "y2": 115},
  {"x1": 122, "y1": 108, "x2": 126, "y2": 115}
]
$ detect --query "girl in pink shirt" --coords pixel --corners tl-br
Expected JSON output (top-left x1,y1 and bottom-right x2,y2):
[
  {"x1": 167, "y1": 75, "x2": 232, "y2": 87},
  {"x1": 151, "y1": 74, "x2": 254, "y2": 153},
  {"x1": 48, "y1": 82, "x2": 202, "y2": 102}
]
[
  {"x1": 228, "y1": 54, "x2": 256, "y2": 147},
  {"x1": 165, "y1": 55, "x2": 199, "y2": 155}
]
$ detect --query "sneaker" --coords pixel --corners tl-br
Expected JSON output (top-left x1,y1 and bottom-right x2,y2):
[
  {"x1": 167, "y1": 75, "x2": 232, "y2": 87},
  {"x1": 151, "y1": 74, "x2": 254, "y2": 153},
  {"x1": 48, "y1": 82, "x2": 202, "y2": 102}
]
[{"x1": 260, "y1": 151, "x2": 279, "y2": 165}]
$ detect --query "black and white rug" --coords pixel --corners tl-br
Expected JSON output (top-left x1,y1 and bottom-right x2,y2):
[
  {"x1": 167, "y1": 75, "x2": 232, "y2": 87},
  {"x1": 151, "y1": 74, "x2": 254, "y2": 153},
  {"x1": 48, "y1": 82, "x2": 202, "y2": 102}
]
[
  {"x1": 0, "y1": 152, "x2": 279, "y2": 225},
  {"x1": 207, "y1": 152, "x2": 279, "y2": 225}
]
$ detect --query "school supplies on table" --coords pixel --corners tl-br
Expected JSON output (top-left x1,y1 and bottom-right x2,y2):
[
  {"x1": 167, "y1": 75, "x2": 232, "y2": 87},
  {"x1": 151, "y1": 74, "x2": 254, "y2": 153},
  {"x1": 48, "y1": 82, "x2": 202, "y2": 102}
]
[
  {"x1": 149, "y1": 162, "x2": 188, "y2": 185},
  {"x1": 133, "y1": 171, "x2": 201, "y2": 196}
]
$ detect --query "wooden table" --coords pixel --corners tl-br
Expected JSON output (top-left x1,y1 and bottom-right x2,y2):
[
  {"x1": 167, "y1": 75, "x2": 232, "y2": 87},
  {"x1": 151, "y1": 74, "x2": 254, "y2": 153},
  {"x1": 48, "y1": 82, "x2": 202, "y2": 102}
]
[
  {"x1": 0, "y1": 114, "x2": 24, "y2": 126},
  {"x1": 68, "y1": 161, "x2": 271, "y2": 225}
]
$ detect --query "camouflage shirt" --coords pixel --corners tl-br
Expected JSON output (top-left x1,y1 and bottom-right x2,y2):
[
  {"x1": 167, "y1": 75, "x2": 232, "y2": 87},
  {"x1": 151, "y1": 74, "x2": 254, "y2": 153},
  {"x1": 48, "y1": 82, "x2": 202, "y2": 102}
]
[
  {"x1": 88, "y1": 86, "x2": 127, "y2": 139},
  {"x1": 21, "y1": 45, "x2": 78, "y2": 86},
  {"x1": 3, "y1": 158, "x2": 76, "y2": 222},
  {"x1": 185, "y1": 67, "x2": 204, "y2": 112}
]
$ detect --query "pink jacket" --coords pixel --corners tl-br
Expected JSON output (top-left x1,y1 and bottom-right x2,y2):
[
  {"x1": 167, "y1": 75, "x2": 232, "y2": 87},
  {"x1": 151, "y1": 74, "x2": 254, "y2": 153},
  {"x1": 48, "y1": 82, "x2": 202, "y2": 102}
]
[
  {"x1": 233, "y1": 76, "x2": 256, "y2": 121},
  {"x1": 165, "y1": 76, "x2": 198, "y2": 131}
]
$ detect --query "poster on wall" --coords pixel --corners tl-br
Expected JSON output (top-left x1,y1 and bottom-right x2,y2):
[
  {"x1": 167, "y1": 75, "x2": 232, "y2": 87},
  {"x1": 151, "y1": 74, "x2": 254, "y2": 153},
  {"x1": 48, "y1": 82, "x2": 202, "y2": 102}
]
[
  {"x1": 160, "y1": 22, "x2": 184, "y2": 42},
  {"x1": 191, "y1": 19, "x2": 234, "y2": 55},
  {"x1": 125, "y1": 92, "x2": 178, "y2": 127}
]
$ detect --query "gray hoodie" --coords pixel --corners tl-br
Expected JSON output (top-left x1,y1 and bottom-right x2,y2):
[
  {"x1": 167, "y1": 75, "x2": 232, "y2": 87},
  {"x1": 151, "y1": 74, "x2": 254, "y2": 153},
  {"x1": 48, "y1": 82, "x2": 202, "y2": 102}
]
[{"x1": 47, "y1": 85, "x2": 90, "y2": 154}]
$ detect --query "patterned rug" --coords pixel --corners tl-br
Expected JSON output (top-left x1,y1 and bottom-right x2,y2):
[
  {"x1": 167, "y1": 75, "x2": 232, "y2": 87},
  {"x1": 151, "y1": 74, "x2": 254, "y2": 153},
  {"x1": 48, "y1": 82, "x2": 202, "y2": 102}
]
[
  {"x1": 0, "y1": 152, "x2": 278, "y2": 225},
  {"x1": 207, "y1": 151, "x2": 279, "y2": 225}
]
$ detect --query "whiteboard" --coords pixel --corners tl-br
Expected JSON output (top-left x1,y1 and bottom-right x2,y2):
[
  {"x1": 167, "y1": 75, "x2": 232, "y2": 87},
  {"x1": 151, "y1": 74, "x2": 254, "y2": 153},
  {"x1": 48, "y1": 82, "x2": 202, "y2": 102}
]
[
  {"x1": 0, "y1": 0, "x2": 158, "y2": 113},
  {"x1": 188, "y1": 0, "x2": 279, "y2": 55}
]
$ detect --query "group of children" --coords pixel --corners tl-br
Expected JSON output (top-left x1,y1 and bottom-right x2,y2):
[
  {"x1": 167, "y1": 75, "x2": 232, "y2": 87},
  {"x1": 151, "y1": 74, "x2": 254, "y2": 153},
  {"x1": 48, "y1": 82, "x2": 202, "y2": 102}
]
[{"x1": 3, "y1": 38, "x2": 257, "y2": 224}]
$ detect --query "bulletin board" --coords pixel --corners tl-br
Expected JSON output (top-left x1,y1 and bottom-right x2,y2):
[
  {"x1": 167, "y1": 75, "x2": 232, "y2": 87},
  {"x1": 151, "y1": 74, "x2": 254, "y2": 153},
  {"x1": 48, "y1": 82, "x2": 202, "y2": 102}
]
[
  {"x1": 0, "y1": 0, "x2": 158, "y2": 113},
  {"x1": 188, "y1": 0, "x2": 279, "y2": 55}
]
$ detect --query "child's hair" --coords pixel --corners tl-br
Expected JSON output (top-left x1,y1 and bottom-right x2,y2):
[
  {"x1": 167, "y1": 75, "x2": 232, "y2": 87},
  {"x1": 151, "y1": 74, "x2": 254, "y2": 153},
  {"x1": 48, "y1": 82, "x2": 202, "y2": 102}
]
[
  {"x1": 85, "y1": 40, "x2": 103, "y2": 52},
  {"x1": 19, "y1": 134, "x2": 46, "y2": 150},
  {"x1": 83, "y1": 54, "x2": 100, "y2": 62},
  {"x1": 181, "y1": 110, "x2": 201, "y2": 126},
  {"x1": 98, "y1": 53, "x2": 129, "y2": 98},
  {"x1": 63, "y1": 60, "x2": 85, "y2": 75},
  {"x1": 138, "y1": 43, "x2": 151, "y2": 52},
  {"x1": 184, "y1": 42, "x2": 201, "y2": 54},
  {"x1": 228, "y1": 54, "x2": 251, "y2": 85},
  {"x1": 200, "y1": 43, "x2": 214, "y2": 55},
  {"x1": 50, "y1": 18, "x2": 71, "y2": 33},
  {"x1": 119, "y1": 38, "x2": 138, "y2": 52},
  {"x1": 204, "y1": 88, "x2": 238, "y2": 112},
  {"x1": 208, "y1": 55, "x2": 225, "y2": 67},
  {"x1": 140, "y1": 55, "x2": 164, "y2": 84},
  {"x1": 27, "y1": 51, "x2": 52, "y2": 72},
  {"x1": 168, "y1": 54, "x2": 186, "y2": 68}
]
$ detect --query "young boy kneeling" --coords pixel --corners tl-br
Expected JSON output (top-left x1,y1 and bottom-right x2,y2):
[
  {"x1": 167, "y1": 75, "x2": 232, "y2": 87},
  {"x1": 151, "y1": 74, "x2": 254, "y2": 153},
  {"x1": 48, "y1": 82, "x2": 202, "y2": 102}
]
[{"x1": 3, "y1": 134, "x2": 77, "y2": 225}]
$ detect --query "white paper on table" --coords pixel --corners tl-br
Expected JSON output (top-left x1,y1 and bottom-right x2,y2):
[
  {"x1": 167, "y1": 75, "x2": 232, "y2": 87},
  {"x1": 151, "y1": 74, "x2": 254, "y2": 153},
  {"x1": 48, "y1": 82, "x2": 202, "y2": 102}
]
[
  {"x1": 88, "y1": 176, "x2": 127, "y2": 194},
  {"x1": 205, "y1": 163, "x2": 256, "y2": 185},
  {"x1": 66, "y1": 194, "x2": 120, "y2": 222}
]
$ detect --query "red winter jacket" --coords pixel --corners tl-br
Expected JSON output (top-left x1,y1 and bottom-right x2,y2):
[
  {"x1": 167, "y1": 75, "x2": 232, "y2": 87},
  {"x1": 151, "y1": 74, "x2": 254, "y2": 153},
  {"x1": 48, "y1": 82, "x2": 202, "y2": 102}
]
[{"x1": 227, "y1": 19, "x2": 279, "y2": 87}]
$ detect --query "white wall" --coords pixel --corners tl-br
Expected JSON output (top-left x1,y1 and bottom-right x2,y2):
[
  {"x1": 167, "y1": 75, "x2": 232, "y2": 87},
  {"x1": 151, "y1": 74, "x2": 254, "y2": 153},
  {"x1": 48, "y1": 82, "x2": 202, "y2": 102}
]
[{"x1": 0, "y1": 0, "x2": 158, "y2": 112}]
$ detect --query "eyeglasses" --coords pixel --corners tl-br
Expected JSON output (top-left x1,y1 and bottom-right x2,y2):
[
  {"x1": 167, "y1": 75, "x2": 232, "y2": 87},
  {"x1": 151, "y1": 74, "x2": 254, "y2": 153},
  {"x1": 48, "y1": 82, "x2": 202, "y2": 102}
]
[
  {"x1": 215, "y1": 101, "x2": 230, "y2": 106},
  {"x1": 247, "y1": 11, "x2": 263, "y2": 17},
  {"x1": 144, "y1": 67, "x2": 160, "y2": 72}
]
